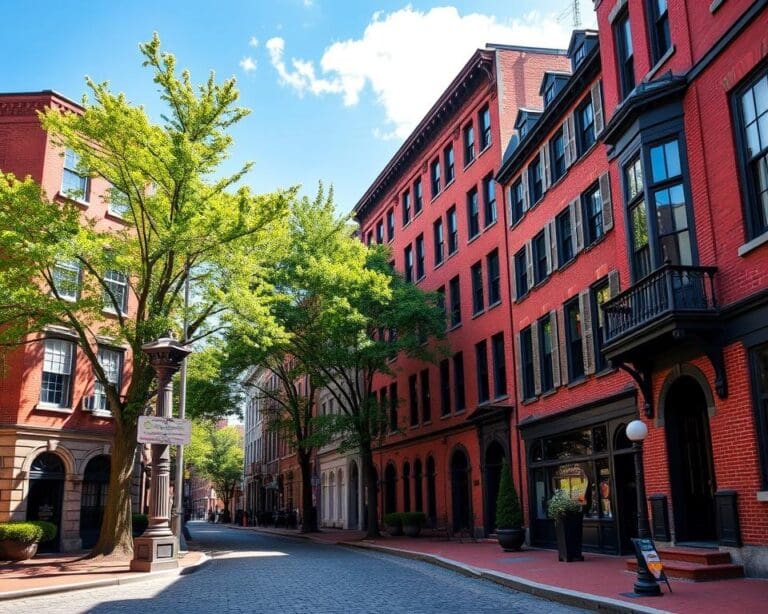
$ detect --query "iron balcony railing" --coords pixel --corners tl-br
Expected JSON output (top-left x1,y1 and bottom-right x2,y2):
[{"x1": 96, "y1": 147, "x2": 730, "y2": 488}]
[{"x1": 602, "y1": 264, "x2": 718, "y2": 346}]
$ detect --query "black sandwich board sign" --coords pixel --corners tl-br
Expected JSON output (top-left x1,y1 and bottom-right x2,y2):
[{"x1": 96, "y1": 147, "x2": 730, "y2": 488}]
[{"x1": 632, "y1": 537, "x2": 673, "y2": 593}]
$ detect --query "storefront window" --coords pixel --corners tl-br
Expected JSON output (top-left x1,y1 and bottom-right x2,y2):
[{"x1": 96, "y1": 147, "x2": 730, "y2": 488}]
[
  {"x1": 553, "y1": 463, "x2": 590, "y2": 508},
  {"x1": 534, "y1": 468, "x2": 548, "y2": 519},
  {"x1": 593, "y1": 425, "x2": 607, "y2": 453},
  {"x1": 597, "y1": 458, "x2": 612, "y2": 519}
]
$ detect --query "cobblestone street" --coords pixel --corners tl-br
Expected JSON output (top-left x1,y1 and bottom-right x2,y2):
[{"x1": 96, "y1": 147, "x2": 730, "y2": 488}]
[{"x1": 0, "y1": 522, "x2": 586, "y2": 613}]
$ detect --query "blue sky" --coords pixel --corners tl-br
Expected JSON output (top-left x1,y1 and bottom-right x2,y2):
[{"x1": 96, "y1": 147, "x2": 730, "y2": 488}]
[{"x1": 1, "y1": 1, "x2": 595, "y2": 212}]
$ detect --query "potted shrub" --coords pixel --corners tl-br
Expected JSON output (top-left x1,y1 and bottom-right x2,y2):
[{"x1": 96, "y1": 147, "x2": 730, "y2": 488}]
[
  {"x1": 495, "y1": 460, "x2": 525, "y2": 551},
  {"x1": 0, "y1": 520, "x2": 57, "y2": 561},
  {"x1": 548, "y1": 489, "x2": 583, "y2": 562},
  {"x1": 383, "y1": 512, "x2": 403, "y2": 536},
  {"x1": 401, "y1": 512, "x2": 426, "y2": 537}
]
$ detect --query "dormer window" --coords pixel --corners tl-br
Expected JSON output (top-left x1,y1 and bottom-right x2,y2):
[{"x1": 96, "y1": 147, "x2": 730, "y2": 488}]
[
  {"x1": 544, "y1": 82, "x2": 556, "y2": 106},
  {"x1": 574, "y1": 44, "x2": 585, "y2": 65}
]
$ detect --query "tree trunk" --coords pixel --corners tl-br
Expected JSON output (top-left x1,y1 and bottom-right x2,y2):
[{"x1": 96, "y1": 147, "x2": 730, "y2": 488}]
[
  {"x1": 361, "y1": 442, "x2": 379, "y2": 539},
  {"x1": 90, "y1": 419, "x2": 137, "y2": 557},
  {"x1": 297, "y1": 449, "x2": 317, "y2": 533}
]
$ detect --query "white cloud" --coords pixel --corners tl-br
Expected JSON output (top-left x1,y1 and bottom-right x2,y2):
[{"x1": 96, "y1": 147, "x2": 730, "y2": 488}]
[
  {"x1": 303, "y1": 0, "x2": 314, "y2": 7},
  {"x1": 264, "y1": 5, "x2": 595, "y2": 140},
  {"x1": 239, "y1": 56, "x2": 257, "y2": 72},
  {"x1": 249, "y1": 36, "x2": 259, "y2": 48}
]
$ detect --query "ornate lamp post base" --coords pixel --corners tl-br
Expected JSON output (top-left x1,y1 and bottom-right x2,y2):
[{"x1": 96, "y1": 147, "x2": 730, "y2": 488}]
[{"x1": 130, "y1": 535, "x2": 179, "y2": 572}]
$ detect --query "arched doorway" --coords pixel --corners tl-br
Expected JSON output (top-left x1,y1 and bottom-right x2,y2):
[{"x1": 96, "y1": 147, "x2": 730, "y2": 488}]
[
  {"x1": 414, "y1": 459, "x2": 423, "y2": 512},
  {"x1": 664, "y1": 376, "x2": 717, "y2": 542},
  {"x1": 384, "y1": 463, "x2": 397, "y2": 515},
  {"x1": 483, "y1": 441, "x2": 505, "y2": 534},
  {"x1": 26, "y1": 452, "x2": 65, "y2": 552},
  {"x1": 402, "y1": 462, "x2": 411, "y2": 512},
  {"x1": 450, "y1": 449, "x2": 471, "y2": 533},
  {"x1": 426, "y1": 456, "x2": 437, "y2": 522},
  {"x1": 349, "y1": 462, "x2": 359, "y2": 529},
  {"x1": 79, "y1": 455, "x2": 110, "y2": 549}
]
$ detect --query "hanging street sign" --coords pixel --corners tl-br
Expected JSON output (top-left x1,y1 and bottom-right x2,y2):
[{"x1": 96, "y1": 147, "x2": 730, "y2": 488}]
[{"x1": 138, "y1": 416, "x2": 192, "y2": 445}]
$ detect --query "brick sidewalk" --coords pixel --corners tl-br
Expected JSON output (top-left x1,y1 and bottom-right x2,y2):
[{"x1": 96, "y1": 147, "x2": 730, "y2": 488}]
[{"x1": 243, "y1": 526, "x2": 768, "y2": 614}]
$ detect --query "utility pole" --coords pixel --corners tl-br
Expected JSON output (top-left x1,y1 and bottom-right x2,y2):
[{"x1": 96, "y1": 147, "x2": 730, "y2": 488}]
[{"x1": 173, "y1": 258, "x2": 190, "y2": 551}]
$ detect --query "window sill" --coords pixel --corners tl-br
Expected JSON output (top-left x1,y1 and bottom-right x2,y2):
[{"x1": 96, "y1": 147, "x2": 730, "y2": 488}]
[
  {"x1": 58, "y1": 192, "x2": 90, "y2": 208},
  {"x1": 463, "y1": 157, "x2": 477, "y2": 172},
  {"x1": 471, "y1": 309, "x2": 485, "y2": 320},
  {"x1": 540, "y1": 388, "x2": 557, "y2": 399},
  {"x1": 35, "y1": 404, "x2": 73, "y2": 414},
  {"x1": 415, "y1": 275, "x2": 426, "y2": 285},
  {"x1": 454, "y1": 408, "x2": 466, "y2": 415},
  {"x1": 514, "y1": 291, "x2": 530, "y2": 304},
  {"x1": 478, "y1": 144, "x2": 492, "y2": 159},
  {"x1": 105, "y1": 211, "x2": 130, "y2": 224},
  {"x1": 89, "y1": 410, "x2": 114, "y2": 419},
  {"x1": 492, "y1": 394, "x2": 509, "y2": 403},
  {"x1": 644, "y1": 45, "x2": 676, "y2": 83},
  {"x1": 434, "y1": 259, "x2": 445, "y2": 270},
  {"x1": 483, "y1": 219, "x2": 498, "y2": 233},
  {"x1": 102, "y1": 308, "x2": 127, "y2": 318},
  {"x1": 440, "y1": 413, "x2": 452, "y2": 420},
  {"x1": 738, "y1": 230, "x2": 768, "y2": 257},
  {"x1": 443, "y1": 178, "x2": 455, "y2": 192},
  {"x1": 710, "y1": 0, "x2": 725, "y2": 13},
  {"x1": 509, "y1": 216, "x2": 524, "y2": 230},
  {"x1": 422, "y1": 420, "x2": 432, "y2": 427},
  {"x1": 467, "y1": 232, "x2": 482, "y2": 246},
  {"x1": 594, "y1": 366, "x2": 617, "y2": 378},
  {"x1": 521, "y1": 396, "x2": 538, "y2": 406},
  {"x1": 566, "y1": 376, "x2": 588, "y2": 390},
  {"x1": 430, "y1": 191, "x2": 441, "y2": 204},
  {"x1": 448, "y1": 322, "x2": 462, "y2": 332}
]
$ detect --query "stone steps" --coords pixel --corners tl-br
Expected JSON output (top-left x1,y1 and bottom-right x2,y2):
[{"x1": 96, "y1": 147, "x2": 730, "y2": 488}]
[{"x1": 625, "y1": 546, "x2": 744, "y2": 582}]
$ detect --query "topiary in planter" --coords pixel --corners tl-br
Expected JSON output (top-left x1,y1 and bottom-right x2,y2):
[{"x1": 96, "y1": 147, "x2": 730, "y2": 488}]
[
  {"x1": 495, "y1": 460, "x2": 525, "y2": 551},
  {"x1": 0, "y1": 521, "x2": 57, "y2": 561},
  {"x1": 548, "y1": 489, "x2": 584, "y2": 562},
  {"x1": 383, "y1": 512, "x2": 403, "y2": 536},
  {"x1": 29, "y1": 521, "x2": 57, "y2": 543},
  {"x1": 401, "y1": 512, "x2": 426, "y2": 537}
]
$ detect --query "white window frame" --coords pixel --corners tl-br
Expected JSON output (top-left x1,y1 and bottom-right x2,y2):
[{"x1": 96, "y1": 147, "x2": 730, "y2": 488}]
[
  {"x1": 103, "y1": 270, "x2": 128, "y2": 313},
  {"x1": 40, "y1": 338, "x2": 75, "y2": 409},
  {"x1": 89, "y1": 346, "x2": 122, "y2": 415},
  {"x1": 52, "y1": 260, "x2": 81, "y2": 301},
  {"x1": 61, "y1": 148, "x2": 90, "y2": 203}
]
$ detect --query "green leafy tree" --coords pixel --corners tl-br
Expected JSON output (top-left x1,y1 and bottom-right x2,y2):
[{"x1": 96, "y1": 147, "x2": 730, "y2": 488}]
[
  {"x1": 186, "y1": 422, "x2": 244, "y2": 522},
  {"x1": 495, "y1": 459, "x2": 522, "y2": 529},
  {"x1": 227, "y1": 186, "x2": 446, "y2": 538},
  {"x1": 0, "y1": 35, "x2": 287, "y2": 556}
]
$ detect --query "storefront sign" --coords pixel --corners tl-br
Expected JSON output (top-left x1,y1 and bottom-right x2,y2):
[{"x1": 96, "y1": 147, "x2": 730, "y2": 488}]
[{"x1": 137, "y1": 416, "x2": 191, "y2": 445}]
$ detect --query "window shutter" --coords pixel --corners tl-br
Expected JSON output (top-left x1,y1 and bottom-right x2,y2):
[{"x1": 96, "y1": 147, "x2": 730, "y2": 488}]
[
  {"x1": 515, "y1": 333, "x2": 524, "y2": 401},
  {"x1": 566, "y1": 114, "x2": 577, "y2": 164},
  {"x1": 548, "y1": 219, "x2": 559, "y2": 272},
  {"x1": 608, "y1": 269, "x2": 620, "y2": 297},
  {"x1": 510, "y1": 254, "x2": 518, "y2": 301},
  {"x1": 591, "y1": 80, "x2": 604, "y2": 136},
  {"x1": 543, "y1": 222, "x2": 553, "y2": 274},
  {"x1": 542, "y1": 145, "x2": 551, "y2": 191},
  {"x1": 550, "y1": 310, "x2": 561, "y2": 388},
  {"x1": 531, "y1": 323, "x2": 542, "y2": 396},
  {"x1": 570, "y1": 198, "x2": 584, "y2": 253},
  {"x1": 579, "y1": 289, "x2": 596, "y2": 376},
  {"x1": 599, "y1": 171, "x2": 613, "y2": 232},
  {"x1": 563, "y1": 120, "x2": 572, "y2": 168},
  {"x1": 521, "y1": 170, "x2": 530, "y2": 212},
  {"x1": 525, "y1": 241, "x2": 534, "y2": 292},
  {"x1": 557, "y1": 308, "x2": 569, "y2": 385}
]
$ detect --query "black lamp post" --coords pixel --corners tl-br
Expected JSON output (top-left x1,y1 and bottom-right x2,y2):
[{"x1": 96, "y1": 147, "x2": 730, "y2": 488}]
[
  {"x1": 130, "y1": 334, "x2": 191, "y2": 572},
  {"x1": 626, "y1": 419, "x2": 662, "y2": 597}
]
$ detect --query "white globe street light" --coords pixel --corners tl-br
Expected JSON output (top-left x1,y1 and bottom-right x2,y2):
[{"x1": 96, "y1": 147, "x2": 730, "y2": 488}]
[{"x1": 626, "y1": 419, "x2": 648, "y2": 442}]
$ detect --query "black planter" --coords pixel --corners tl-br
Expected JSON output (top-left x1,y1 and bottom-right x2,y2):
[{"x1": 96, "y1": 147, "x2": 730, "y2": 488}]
[
  {"x1": 555, "y1": 511, "x2": 583, "y2": 562},
  {"x1": 403, "y1": 524, "x2": 422, "y2": 538},
  {"x1": 386, "y1": 524, "x2": 403, "y2": 536},
  {"x1": 496, "y1": 527, "x2": 525, "y2": 552}
]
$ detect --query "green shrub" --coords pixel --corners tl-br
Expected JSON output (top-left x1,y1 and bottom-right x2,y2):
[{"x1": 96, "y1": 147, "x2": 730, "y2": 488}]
[
  {"x1": 495, "y1": 460, "x2": 522, "y2": 529},
  {"x1": 401, "y1": 511, "x2": 426, "y2": 527},
  {"x1": 383, "y1": 512, "x2": 403, "y2": 527},
  {"x1": 29, "y1": 520, "x2": 57, "y2": 542},
  {"x1": 547, "y1": 489, "x2": 582, "y2": 519},
  {"x1": 132, "y1": 513, "x2": 148, "y2": 535},
  {"x1": 0, "y1": 521, "x2": 45, "y2": 545}
]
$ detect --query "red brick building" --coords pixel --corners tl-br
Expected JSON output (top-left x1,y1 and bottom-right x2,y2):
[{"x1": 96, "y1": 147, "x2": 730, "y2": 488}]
[
  {"x1": 354, "y1": 45, "x2": 570, "y2": 537},
  {"x1": 0, "y1": 91, "x2": 135, "y2": 551}
]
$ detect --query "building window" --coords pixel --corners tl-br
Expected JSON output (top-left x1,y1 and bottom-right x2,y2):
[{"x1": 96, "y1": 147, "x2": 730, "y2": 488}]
[
  {"x1": 409, "y1": 374, "x2": 419, "y2": 426},
  {"x1": 751, "y1": 344, "x2": 768, "y2": 487},
  {"x1": 514, "y1": 248, "x2": 528, "y2": 298},
  {"x1": 52, "y1": 260, "x2": 81, "y2": 301},
  {"x1": 434, "y1": 219, "x2": 445, "y2": 266},
  {"x1": 550, "y1": 128, "x2": 566, "y2": 182},
  {"x1": 482, "y1": 175, "x2": 497, "y2": 226},
  {"x1": 376, "y1": 220, "x2": 384, "y2": 244},
  {"x1": 61, "y1": 148, "x2": 90, "y2": 202},
  {"x1": 577, "y1": 98, "x2": 595, "y2": 154},
  {"x1": 444, "y1": 145, "x2": 455, "y2": 185},
  {"x1": 583, "y1": 184, "x2": 604, "y2": 247},
  {"x1": 107, "y1": 185, "x2": 130, "y2": 218},
  {"x1": 487, "y1": 249, "x2": 500, "y2": 305},
  {"x1": 625, "y1": 155, "x2": 651, "y2": 279},
  {"x1": 479, "y1": 105, "x2": 491, "y2": 150},
  {"x1": 91, "y1": 346, "x2": 122, "y2": 413},
  {"x1": 544, "y1": 82, "x2": 556, "y2": 106},
  {"x1": 556, "y1": 208, "x2": 574, "y2": 266},
  {"x1": 436, "y1": 285, "x2": 446, "y2": 317},
  {"x1": 565, "y1": 298, "x2": 585, "y2": 380},
  {"x1": 520, "y1": 327, "x2": 535, "y2": 400},
  {"x1": 389, "y1": 382, "x2": 398, "y2": 431},
  {"x1": 403, "y1": 190, "x2": 412, "y2": 225},
  {"x1": 471, "y1": 261, "x2": 484, "y2": 315},
  {"x1": 529, "y1": 156, "x2": 543, "y2": 205},
  {"x1": 648, "y1": 0, "x2": 671, "y2": 64},
  {"x1": 431, "y1": 159, "x2": 441, "y2": 198},
  {"x1": 447, "y1": 206, "x2": 458, "y2": 254},
  {"x1": 538, "y1": 316, "x2": 554, "y2": 393},
  {"x1": 491, "y1": 332, "x2": 506, "y2": 398},
  {"x1": 533, "y1": 231, "x2": 548, "y2": 285},
  {"x1": 387, "y1": 208, "x2": 395, "y2": 241},
  {"x1": 466, "y1": 187, "x2": 480, "y2": 238},
  {"x1": 414, "y1": 178, "x2": 423, "y2": 214},
  {"x1": 366, "y1": 231, "x2": 373, "y2": 246},
  {"x1": 404, "y1": 244, "x2": 413, "y2": 282},
  {"x1": 103, "y1": 269, "x2": 128, "y2": 313},
  {"x1": 440, "y1": 359, "x2": 451, "y2": 416},
  {"x1": 40, "y1": 338, "x2": 75, "y2": 408},
  {"x1": 736, "y1": 69, "x2": 768, "y2": 239},
  {"x1": 592, "y1": 281, "x2": 610, "y2": 372},
  {"x1": 510, "y1": 179, "x2": 524, "y2": 225},
  {"x1": 574, "y1": 43, "x2": 586, "y2": 65},
  {"x1": 449, "y1": 275, "x2": 461, "y2": 327},
  {"x1": 415, "y1": 234, "x2": 425, "y2": 279},
  {"x1": 463, "y1": 123, "x2": 475, "y2": 166},
  {"x1": 453, "y1": 352, "x2": 466, "y2": 411},
  {"x1": 475, "y1": 340, "x2": 489, "y2": 403},
  {"x1": 615, "y1": 12, "x2": 635, "y2": 100},
  {"x1": 420, "y1": 369, "x2": 431, "y2": 423}
]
